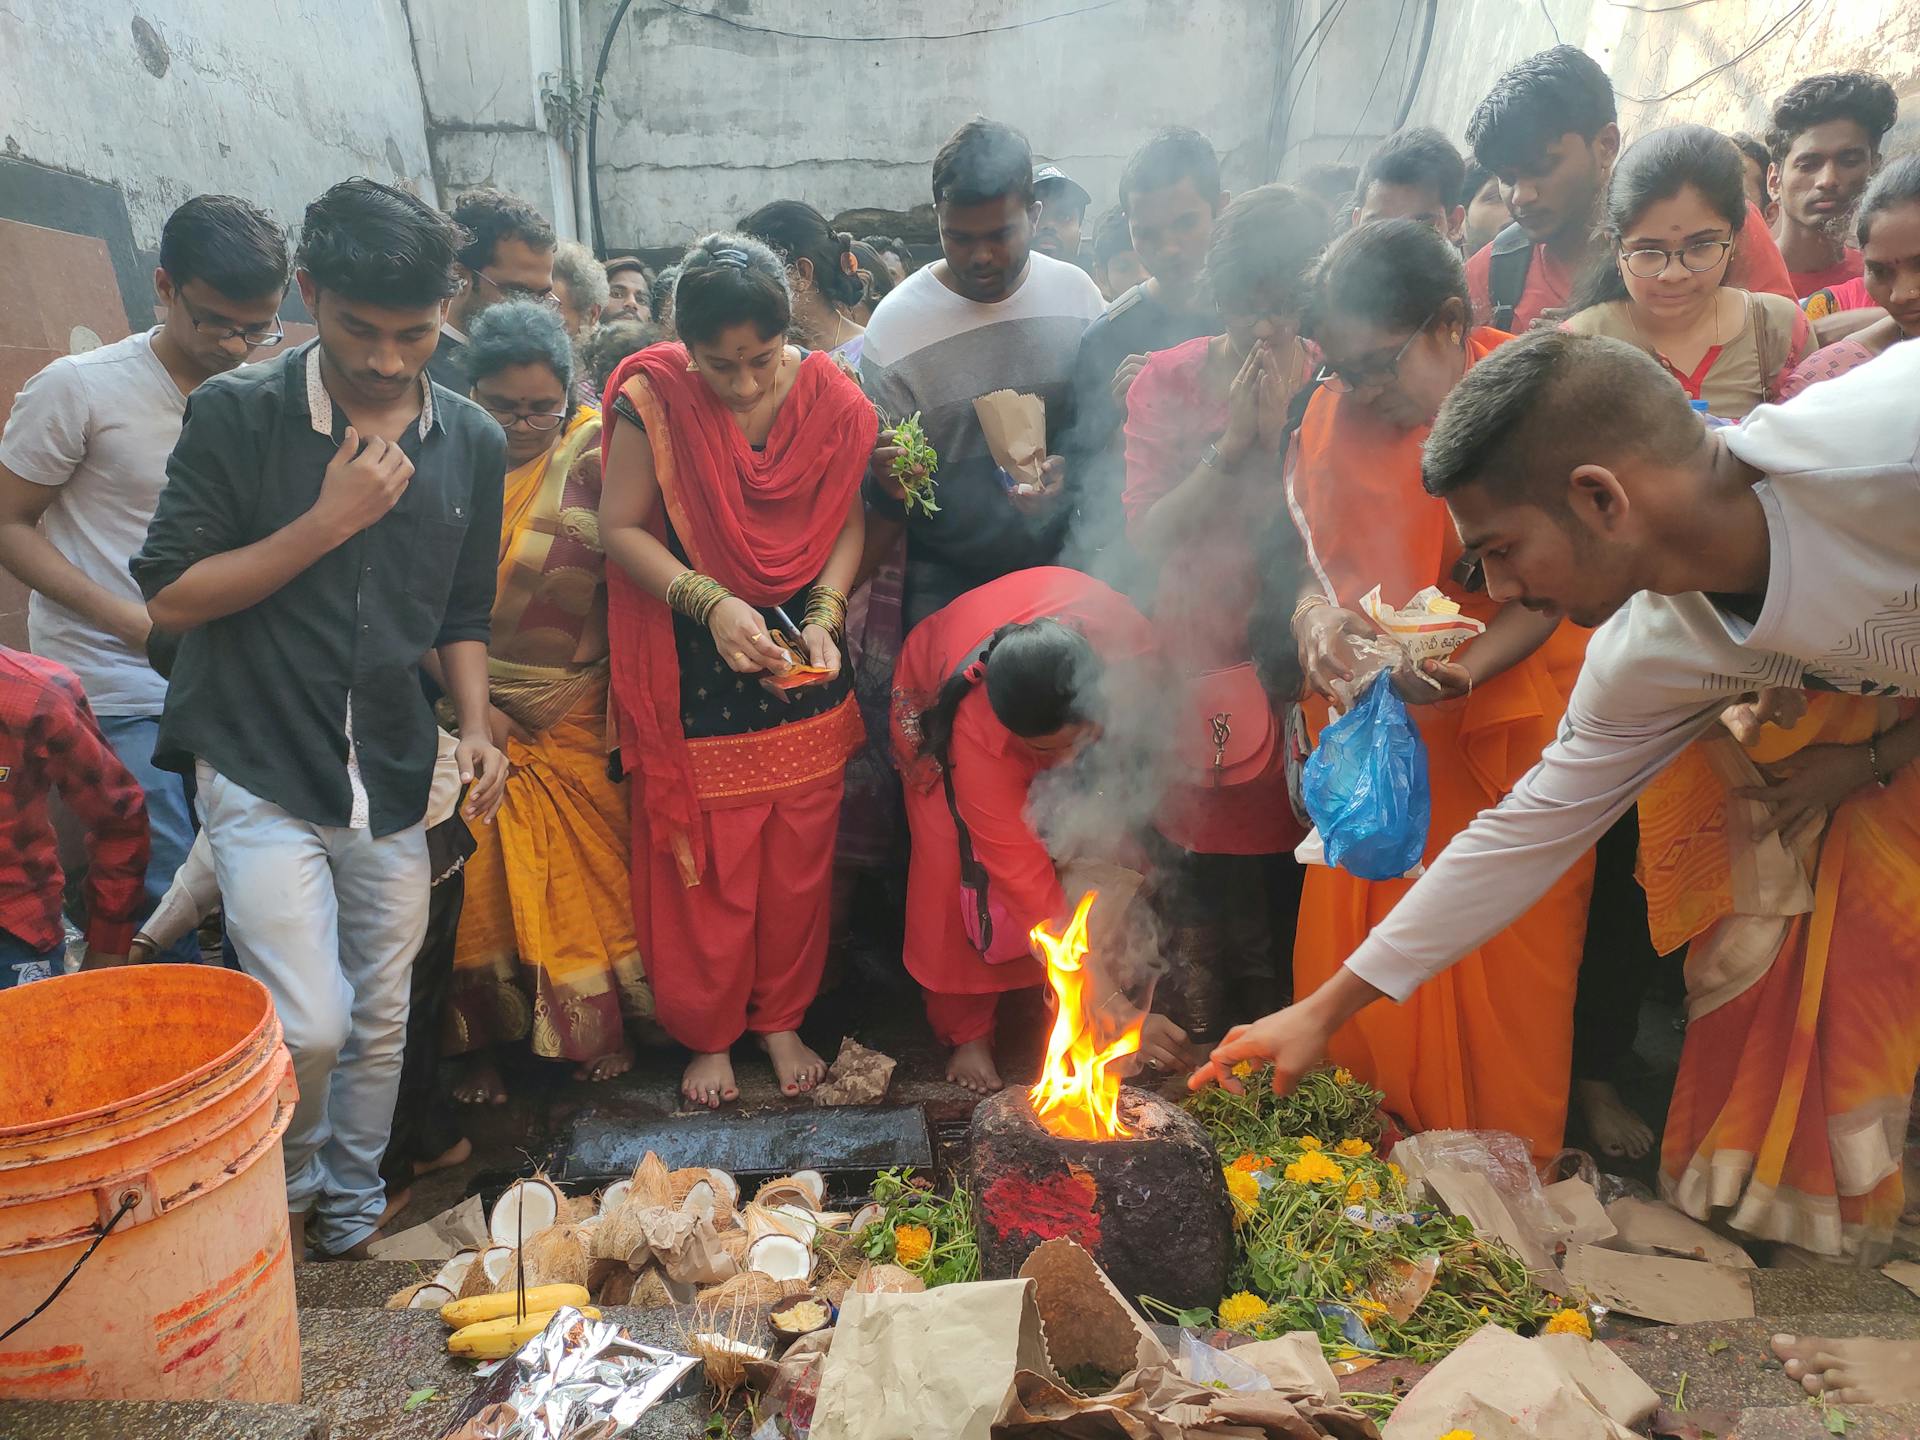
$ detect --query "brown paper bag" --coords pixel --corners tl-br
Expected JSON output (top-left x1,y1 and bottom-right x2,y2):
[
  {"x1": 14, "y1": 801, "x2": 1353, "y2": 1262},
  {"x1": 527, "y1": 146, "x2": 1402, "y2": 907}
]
[
  {"x1": 973, "y1": 389, "x2": 1048, "y2": 489},
  {"x1": 1560, "y1": 1244, "x2": 1754, "y2": 1324},
  {"x1": 809, "y1": 1279, "x2": 1060, "y2": 1440},
  {"x1": 1381, "y1": 1325, "x2": 1650, "y2": 1440},
  {"x1": 1019, "y1": 1237, "x2": 1171, "y2": 1379}
]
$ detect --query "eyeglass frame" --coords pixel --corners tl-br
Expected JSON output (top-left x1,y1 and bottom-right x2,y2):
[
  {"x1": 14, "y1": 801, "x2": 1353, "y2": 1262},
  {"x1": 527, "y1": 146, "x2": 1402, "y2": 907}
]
[
  {"x1": 477, "y1": 401, "x2": 571, "y2": 432},
  {"x1": 467, "y1": 267, "x2": 562, "y2": 311},
  {"x1": 174, "y1": 290, "x2": 285, "y2": 348},
  {"x1": 1616, "y1": 238, "x2": 1735, "y2": 280},
  {"x1": 1313, "y1": 307, "x2": 1442, "y2": 394}
]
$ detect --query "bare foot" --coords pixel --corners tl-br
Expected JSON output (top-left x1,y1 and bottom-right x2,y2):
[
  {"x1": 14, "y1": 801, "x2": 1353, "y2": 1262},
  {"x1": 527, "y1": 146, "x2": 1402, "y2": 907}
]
[
  {"x1": 946, "y1": 1038, "x2": 1003, "y2": 1095},
  {"x1": 1773, "y1": 1335, "x2": 1920, "y2": 1405},
  {"x1": 378, "y1": 1185, "x2": 413, "y2": 1230},
  {"x1": 573, "y1": 1039, "x2": 636, "y2": 1083},
  {"x1": 453, "y1": 1054, "x2": 509, "y2": 1106},
  {"x1": 761, "y1": 1030, "x2": 828, "y2": 1097},
  {"x1": 412, "y1": 1135, "x2": 473, "y2": 1178},
  {"x1": 682, "y1": 1051, "x2": 739, "y2": 1109},
  {"x1": 1577, "y1": 1077, "x2": 1655, "y2": 1160}
]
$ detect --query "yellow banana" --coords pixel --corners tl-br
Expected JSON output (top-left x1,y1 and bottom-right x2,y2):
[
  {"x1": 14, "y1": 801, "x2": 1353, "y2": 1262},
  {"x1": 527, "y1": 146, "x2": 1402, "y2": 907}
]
[
  {"x1": 445, "y1": 1305, "x2": 602, "y2": 1360},
  {"x1": 439, "y1": 1284, "x2": 592, "y2": 1331}
]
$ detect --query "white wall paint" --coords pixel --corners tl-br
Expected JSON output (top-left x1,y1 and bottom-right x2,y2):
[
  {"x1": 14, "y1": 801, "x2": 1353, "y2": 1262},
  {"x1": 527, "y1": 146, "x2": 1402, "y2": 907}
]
[
  {"x1": 581, "y1": 0, "x2": 1295, "y2": 251},
  {"x1": 0, "y1": 0, "x2": 435, "y2": 248}
]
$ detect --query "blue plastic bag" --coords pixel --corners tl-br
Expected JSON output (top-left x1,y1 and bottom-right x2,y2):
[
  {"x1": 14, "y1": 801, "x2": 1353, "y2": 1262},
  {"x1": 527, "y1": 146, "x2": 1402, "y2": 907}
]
[{"x1": 1300, "y1": 675, "x2": 1430, "y2": 880}]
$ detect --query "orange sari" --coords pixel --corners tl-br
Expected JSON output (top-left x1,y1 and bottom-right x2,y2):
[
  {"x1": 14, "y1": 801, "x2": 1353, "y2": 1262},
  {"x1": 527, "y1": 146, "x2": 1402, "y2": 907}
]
[
  {"x1": 445, "y1": 410, "x2": 651, "y2": 1062},
  {"x1": 1288, "y1": 330, "x2": 1597, "y2": 1158},
  {"x1": 1649, "y1": 695, "x2": 1920, "y2": 1260}
]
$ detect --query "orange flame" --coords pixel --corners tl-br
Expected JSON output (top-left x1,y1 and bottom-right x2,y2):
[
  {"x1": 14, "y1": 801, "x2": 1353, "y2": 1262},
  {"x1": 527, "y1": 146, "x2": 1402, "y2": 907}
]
[{"x1": 1028, "y1": 891, "x2": 1144, "y2": 1140}]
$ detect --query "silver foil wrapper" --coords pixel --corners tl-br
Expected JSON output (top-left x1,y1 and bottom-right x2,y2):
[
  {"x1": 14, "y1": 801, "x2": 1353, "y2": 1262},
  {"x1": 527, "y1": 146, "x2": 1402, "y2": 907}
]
[{"x1": 443, "y1": 1308, "x2": 700, "y2": 1439}]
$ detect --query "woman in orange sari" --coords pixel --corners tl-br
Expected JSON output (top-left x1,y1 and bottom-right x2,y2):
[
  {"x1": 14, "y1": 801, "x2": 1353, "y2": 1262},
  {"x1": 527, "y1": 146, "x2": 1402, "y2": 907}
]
[
  {"x1": 599, "y1": 234, "x2": 874, "y2": 1108},
  {"x1": 1283, "y1": 220, "x2": 1596, "y2": 1158},
  {"x1": 1650, "y1": 691, "x2": 1920, "y2": 1261},
  {"x1": 439, "y1": 302, "x2": 648, "y2": 1104}
]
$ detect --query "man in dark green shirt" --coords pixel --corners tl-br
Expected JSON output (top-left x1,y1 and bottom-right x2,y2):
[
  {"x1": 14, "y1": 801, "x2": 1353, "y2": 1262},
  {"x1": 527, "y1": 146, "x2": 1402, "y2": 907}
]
[{"x1": 134, "y1": 178, "x2": 508, "y2": 1260}]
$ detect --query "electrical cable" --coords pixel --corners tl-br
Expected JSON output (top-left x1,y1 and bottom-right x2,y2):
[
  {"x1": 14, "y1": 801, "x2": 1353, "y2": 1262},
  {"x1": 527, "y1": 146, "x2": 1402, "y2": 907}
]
[
  {"x1": 1339, "y1": 0, "x2": 1412, "y2": 160},
  {"x1": 648, "y1": 0, "x2": 1126, "y2": 43},
  {"x1": 584, "y1": 0, "x2": 639, "y2": 256},
  {"x1": 1537, "y1": 0, "x2": 1562, "y2": 42},
  {"x1": 1391, "y1": 0, "x2": 1439, "y2": 131},
  {"x1": 0, "y1": 1192, "x2": 139, "y2": 1343},
  {"x1": 1606, "y1": 0, "x2": 1722, "y2": 12},
  {"x1": 1278, "y1": 0, "x2": 1354, "y2": 158},
  {"x1": 1617, "y1": 0, "x2": 1814, "y2": 103}
]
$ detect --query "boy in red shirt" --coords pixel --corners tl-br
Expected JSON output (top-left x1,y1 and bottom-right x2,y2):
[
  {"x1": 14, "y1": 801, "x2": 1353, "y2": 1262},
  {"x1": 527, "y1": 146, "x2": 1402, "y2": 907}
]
[
  {"x1": 0, "y1": 647, "x2": 149, "y2": 985},
  {"x1": 1765, "y1": 72, "x2": 1899, "y2": 298}
]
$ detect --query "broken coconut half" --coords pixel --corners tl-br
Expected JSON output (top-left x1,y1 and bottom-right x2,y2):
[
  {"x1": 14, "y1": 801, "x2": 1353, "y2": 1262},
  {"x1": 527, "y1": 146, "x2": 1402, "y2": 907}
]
[
  {"x1": 598, "y1": 1180, "x2": 631, "y2": 1217},
  {"x1": 755, "y1": 1172, "x2": 824, "y2": 1212},
  {"x1": 848, "y1": 1203, "x2": 886, "y2": 1237},
  {"x1": 432, "y1": 1247, "x2": 479, "y2": 1294},
  {"x1": 746, "y1": 1234, "x2": 811, "y2": 1284},
  {"x1": 489, "y1": 1177, "x2": 563, "y2": 1248}
]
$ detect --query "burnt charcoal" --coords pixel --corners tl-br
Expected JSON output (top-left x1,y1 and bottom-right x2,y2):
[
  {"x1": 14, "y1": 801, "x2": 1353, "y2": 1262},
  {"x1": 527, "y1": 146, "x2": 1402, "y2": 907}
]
[{"x1": 967, "y1": 1086, "x2": 1233, "y2": 1312}]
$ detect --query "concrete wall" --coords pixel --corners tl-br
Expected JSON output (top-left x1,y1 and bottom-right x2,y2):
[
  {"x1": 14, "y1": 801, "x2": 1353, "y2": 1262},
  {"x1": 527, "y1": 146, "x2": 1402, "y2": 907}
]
[
  {"x1": 406, "y1": 0, "x2": 584, "y2": 234},
  {"x1": 0, "y1": 0, "x2": 435, "y2": 251},
  {"x1": 1401, "y1": 0, "x2": 1920, "y2": 152},
  {"x1": 582, "y1": 0, "x2": 1295, "y2": 254}
]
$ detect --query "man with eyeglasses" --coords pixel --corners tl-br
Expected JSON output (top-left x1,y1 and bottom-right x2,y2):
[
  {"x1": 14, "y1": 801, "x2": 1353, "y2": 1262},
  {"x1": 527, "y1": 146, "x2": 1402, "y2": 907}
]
[
  {"x1": 427, "y1": 187, "x2": 558, "y2": 391},
  {"x1": 0, "y1": 194, "x2": 289, "y2": 963}
]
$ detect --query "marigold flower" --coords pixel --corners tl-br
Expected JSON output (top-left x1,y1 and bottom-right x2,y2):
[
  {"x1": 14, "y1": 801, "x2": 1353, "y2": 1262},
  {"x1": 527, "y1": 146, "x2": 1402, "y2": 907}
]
[
  {"x1": 1283, "y1": 1151, "x2": 1344, "y2": 1186},
  {"x1": 1387, "y1": 1162, "x2": 1407, "y2": 1185},
  {"x1": 1231, "y1": 1059, "x2": 1255, "y2": 1079},
  {"x1": 1230, "y1": 1153, "x2": 1272, "y2": 1173},
  {"x1": 1218, "y1": 1291, "x2": 1269, "y2": 1328},
  {"x1": 1437, "y1": 1431, "x2": 1476, "y2": 1440},
  {"x1": 1544, "y1": 1307, "x2": 1592, "y2": 1339},
  {"x1": 1333, "y1": 1068, "x2": 1355, "y2": 1086},
  {"x1": 1297, "y1": 1135, "x2": 1323, "y2": 1151},
  {"x1": 892, "y1": 1223, "x2": 933, "y2": 1268},
  {"x1": 1223, "y1": 1165, "x2": 1260, "y2": 1221},
  {"x1": 1336, "y1": 1138, "x2": 1372, "y2": 1157}
]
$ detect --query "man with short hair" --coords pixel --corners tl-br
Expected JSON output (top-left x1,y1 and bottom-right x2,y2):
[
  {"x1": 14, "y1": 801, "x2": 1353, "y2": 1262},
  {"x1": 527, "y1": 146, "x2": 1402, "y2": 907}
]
[
  {"x1": 1353, "y1": 127, "x2": 1467, "y2": 244},
  {"x1": 1766, "y1": 72, "x2": 1899, "y2": 298},
  {"x1": 1033, "y1": 163, "x2": 1092, "y2": 268},
  {"x1": 133, "y1": 177, "x2": 509, "y2": 1259},
  {"x1": 1459, "y1": 158, "x2": 1509, "y2": 257},
  {"x1": 550, "y1": 238, "x2": 610, "y2": 339},
  {"x1": 861, "y1": 117, "x2": 1106, "y2": 628},
  {"x1": 1466, "y1": 45, "x2": 1795, "y2": 330},
  {"x1": 1063, "y1": 126, "x2": 1229, "y2": 556},
  {"x1": 1295, "y1": 161, "x2": 1359, "y2": 218},
  {"x1": 1197, "y1": 331, "x2": 1920, "y2": 1095},
  {"x1": 428, "y1": 186, "x2": 557, "y2": 389},
  {"x1": 0, "y1": 194, "x2": 289, "y2": 963},
  {"x1": 1092, "y1": 204, "x2": 1147, "y2": 302},
  {"x1": 603, "y1": 255, "x2": 652, "y2": 323},
  {"x1": 860, "y1": 236, "x2": 911, "y2": 287}
]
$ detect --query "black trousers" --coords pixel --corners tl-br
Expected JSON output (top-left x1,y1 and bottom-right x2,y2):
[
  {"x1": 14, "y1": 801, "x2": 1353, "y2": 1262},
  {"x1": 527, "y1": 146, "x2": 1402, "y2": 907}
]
[
  {"x1": 1146, "y1": 844, "x2": 1306, "y2": 1044},
  {"x1": 1570, "y1": 809, "x2": 1660, "y2": 1082}
]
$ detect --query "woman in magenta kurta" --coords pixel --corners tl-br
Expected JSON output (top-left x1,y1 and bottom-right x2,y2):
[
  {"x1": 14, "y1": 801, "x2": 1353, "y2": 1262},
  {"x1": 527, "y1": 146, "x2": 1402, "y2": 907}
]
[{"x1": 890, "y1": 567, "x2": 1153, "y2": 1093}]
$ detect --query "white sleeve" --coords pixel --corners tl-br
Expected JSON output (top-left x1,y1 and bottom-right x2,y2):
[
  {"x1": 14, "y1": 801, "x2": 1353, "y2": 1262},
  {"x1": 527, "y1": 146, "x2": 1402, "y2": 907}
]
[
  {"x1": 136, "y1": 831, "x2": 219, "y2": 950},
  {"x1": 0, "y1": 359, "x2": 89, "y2": 487},
  {"x1": 1342, "y1": 681, "x2": 1725, "y2": 1002}
]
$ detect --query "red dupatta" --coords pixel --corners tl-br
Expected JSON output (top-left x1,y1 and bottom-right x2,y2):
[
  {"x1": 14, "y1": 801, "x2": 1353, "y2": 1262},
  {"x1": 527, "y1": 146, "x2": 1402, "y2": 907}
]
[{"x1": 601, "y1": 342, "x2": 878, "y2": 884}]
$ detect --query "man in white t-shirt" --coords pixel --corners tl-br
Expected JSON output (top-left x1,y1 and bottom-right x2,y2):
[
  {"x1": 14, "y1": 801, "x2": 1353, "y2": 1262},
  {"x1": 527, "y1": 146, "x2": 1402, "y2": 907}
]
[
  {"x1": 861, "y1": 117, "x2": 1107, "y2": 630},
  {"x1": 1196, "y1": 329, "x2": 1920, "y2": 1082},
  {"x1": 0, "y1": 195, "x2": 289, "y2": 962}
]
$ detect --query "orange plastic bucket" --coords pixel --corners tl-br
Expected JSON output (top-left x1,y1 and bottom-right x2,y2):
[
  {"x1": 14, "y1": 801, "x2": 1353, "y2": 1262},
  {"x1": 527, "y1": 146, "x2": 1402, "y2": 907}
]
[{"x1": 0, "y1": 964, "x2": 300, "y2": 1401}]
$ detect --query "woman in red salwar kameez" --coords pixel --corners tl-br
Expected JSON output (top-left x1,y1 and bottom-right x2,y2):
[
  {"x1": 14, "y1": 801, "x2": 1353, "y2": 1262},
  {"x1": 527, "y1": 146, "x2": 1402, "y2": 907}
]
[
  {"x1": 890, "y1": 566, "x2": 1155, "y2": 1092},
  {"x1": 599, "y1": 233, "x2": 876, "y2": 1107}
]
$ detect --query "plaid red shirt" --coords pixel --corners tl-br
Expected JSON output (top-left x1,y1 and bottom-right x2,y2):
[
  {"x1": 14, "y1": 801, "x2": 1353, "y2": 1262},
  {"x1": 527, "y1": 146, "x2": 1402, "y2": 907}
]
[{"x1": 0, "y1": 647, "x2": 149, "y2": 954}]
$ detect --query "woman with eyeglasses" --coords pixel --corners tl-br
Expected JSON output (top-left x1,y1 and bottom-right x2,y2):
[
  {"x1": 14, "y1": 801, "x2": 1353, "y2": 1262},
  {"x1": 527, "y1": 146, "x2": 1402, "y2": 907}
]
[
  {"x1": 1273, "y1": 218, "x2": 1596, "y2": 1159},
  {"x1": 1120, "y1": 184, "x2": 1329, "y2": 1043},
  {"x1": 440, "y1": 299, "x2": 648, "y2": 1106},
  {"x1": 1563, "y1": 125, "x2": 1812, "y2": 420}
]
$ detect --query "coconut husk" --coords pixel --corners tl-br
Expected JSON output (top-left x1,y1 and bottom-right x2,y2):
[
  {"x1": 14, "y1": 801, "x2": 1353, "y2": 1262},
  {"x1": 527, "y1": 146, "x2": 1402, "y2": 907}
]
[
  {"x1": 386, "y1": 1281, "x2": 427, "y2": 1309},
  {"x1": 628, "y1": 1266, "x2": 680, "y2": 1309},
  {"x1": 756, "y1": 1177, "x2": 822, "y2": 1212},
  {"x1": 520, "y1": 1221, "x2": 592, "y2": 1289},
  {"x1": 564, "y1": 1194, "x2": 598, "y2": 1223},
  {"x1": 630, "y1": 1152, "x2": 672, "y2": 1208},
  {"x1": 852, "y1": 1261, "x2": 925, "y2": 1295},
  {"x1": 457, "y1": 1246, "x2": 511, "y2": 1300},
  {"x1": 818, "y1": 1269, "x2": 853, "y2": 1307},
  {"x1": 587, "y1": 1256, "x2": 628, "y2": 1305},
  {"x1": 696, "y1": 1270, "x2": 787, "y2": 1307},
  {"x1": 720, "y1": 1229, "x2": 752, "y2": 1262}
]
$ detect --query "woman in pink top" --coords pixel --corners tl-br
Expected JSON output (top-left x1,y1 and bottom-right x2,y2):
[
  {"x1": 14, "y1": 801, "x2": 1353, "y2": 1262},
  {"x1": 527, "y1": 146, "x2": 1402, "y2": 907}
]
[{"x1": 1121, "y1": 185, "x2": 1329, "y2": 1040}]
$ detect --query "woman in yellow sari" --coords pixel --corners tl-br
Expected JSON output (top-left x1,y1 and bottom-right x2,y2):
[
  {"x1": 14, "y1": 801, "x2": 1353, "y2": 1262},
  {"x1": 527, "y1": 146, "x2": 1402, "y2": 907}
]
[
  {"x1": 1648, "y1": 690, "x2": 1920, "y2": 1262},
  {"x1": 440, "y1": 300, "x2": 650, "y2": 1103}
]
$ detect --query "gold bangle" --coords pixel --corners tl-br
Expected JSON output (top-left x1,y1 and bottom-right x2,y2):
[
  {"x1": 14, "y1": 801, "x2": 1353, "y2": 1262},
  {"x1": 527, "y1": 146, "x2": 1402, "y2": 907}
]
[
  {"x1": 804, "y1": 583, "x2": 849, "y2": 638},
  {"x1": 666, "y1": 571, "x2": 732, "y2": 627},
  {"x1": 1292, "y1": 593, "x2": 1330, "y2": 626}
]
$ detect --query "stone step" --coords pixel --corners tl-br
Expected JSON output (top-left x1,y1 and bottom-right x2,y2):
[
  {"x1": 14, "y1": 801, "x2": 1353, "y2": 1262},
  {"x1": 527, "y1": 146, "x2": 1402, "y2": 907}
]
[{"x1": 0, "y1": 1400, "x2": 327, "y2": 1440}]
